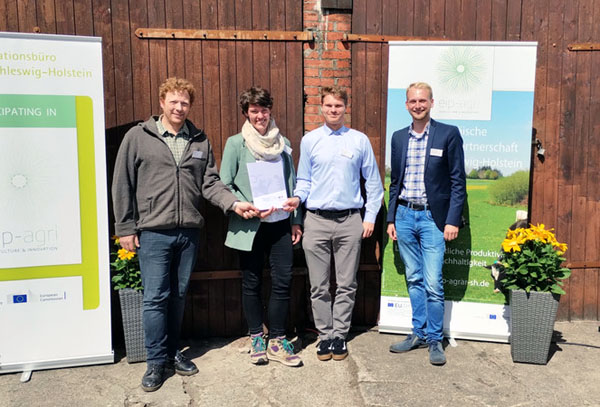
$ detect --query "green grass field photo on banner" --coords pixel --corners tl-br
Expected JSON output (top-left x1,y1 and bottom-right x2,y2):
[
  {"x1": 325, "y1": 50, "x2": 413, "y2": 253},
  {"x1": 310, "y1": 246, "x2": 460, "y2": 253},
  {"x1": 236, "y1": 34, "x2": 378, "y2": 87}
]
[{"x1": 382, "y1": 175, "x2": 528, "y2": 305}]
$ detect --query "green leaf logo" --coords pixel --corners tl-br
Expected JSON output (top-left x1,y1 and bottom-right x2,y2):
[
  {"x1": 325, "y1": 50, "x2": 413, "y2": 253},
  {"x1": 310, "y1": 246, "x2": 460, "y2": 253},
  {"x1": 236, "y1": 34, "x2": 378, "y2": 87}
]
[{"x1": 436, "y1": 47, "x2": 487, "y2": 93}]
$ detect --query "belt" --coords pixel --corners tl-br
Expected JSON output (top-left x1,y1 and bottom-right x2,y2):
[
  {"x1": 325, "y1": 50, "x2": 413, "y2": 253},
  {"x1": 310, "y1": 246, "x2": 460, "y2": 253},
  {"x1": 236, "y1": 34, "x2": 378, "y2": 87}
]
[
  {"x1": 398, "y1": 199, "x2": 429, "y2": 211},
  {"x1": 308, "y1": 208, "x2": 359, "y2": 219}
]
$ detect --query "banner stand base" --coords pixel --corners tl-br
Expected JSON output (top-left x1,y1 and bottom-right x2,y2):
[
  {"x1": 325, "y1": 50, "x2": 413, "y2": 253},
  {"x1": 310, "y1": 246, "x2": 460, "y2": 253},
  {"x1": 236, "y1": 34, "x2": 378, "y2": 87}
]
[
  {"x1": 0, "y1": 352, "x2": 114, "y2": 376},
  {"x1": 378, "y1": 325, "x2": 509, "y2": 343},
  {"x1": 20, "y1": 371, "x2": 32, "y2": 383}
]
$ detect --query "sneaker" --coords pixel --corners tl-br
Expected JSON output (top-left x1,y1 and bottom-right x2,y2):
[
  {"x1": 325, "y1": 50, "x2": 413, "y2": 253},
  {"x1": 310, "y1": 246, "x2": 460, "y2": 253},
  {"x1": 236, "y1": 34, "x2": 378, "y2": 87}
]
[
  {"x1": 389, "y1": 334, "x2": 427, "y2": 353},
  {"x1": 141, "y1": 364, "x2": 166, "y2": 392},
  {"x1": 267, "y1": 337, "x2": 303, "y2": 367},
  {"x1": 250, "y1": 334, "x2": 268, "y2": 365},
  {"x1": 316, "y1": 339, "x2": 333, "y2": 361},
  {"x1": 428, "y1": 341, "x2": 446, "y2": 366},
  {"x1": 331, "y1": 337, "x2": 348, "y2": 361}
]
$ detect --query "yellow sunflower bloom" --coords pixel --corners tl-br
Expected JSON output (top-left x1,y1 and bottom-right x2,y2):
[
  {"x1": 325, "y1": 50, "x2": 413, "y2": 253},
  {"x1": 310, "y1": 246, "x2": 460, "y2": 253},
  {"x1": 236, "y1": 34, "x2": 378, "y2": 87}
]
[
  {"x1": 502, "y1": 238, "x2": 522, "y2": 252},
  {"x1": 118, "y1": 248, "x2": 135, "y2": 261},
  {"x1": 555, "y1": 242, "x2": 568, "y2": 252}
]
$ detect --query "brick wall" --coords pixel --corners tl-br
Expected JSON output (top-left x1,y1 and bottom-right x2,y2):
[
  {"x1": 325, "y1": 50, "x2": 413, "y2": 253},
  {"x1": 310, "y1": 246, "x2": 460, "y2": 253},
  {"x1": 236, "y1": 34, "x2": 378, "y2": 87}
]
[{"x1": 303, "y1": 1, "x2": 352, "y2": 131}]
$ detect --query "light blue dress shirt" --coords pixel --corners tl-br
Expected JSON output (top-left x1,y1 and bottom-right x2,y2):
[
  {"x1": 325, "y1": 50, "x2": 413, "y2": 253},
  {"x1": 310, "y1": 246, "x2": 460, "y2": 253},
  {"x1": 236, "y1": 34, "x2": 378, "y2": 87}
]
[{"x1": 294, "y1": 124, "x2": 383, "y2": 224}]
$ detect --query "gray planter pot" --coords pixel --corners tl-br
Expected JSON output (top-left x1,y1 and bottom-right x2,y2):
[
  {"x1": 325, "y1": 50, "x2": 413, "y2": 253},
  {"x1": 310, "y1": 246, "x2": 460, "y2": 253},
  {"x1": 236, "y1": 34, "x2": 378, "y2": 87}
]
[
  {"x1": 118, "y1": 288, "x2": 147, "y2": 363},
  {"x1": 509, "y1": 289, "x2": 560, "y2": 365}
]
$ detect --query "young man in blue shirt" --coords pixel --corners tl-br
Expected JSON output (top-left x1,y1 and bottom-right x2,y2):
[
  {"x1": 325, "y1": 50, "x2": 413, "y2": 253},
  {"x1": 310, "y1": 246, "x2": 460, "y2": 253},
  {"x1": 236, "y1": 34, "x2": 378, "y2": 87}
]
[{"x1": 284, "y1": 86, "x2": 383, "y2": 361}]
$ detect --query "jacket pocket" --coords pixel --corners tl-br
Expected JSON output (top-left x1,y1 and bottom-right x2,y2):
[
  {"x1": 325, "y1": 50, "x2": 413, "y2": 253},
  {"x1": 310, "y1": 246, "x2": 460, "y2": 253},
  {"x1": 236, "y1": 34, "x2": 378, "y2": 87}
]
[{"x1": 138, "y1": 196, "x2": 154, "y2": 224}]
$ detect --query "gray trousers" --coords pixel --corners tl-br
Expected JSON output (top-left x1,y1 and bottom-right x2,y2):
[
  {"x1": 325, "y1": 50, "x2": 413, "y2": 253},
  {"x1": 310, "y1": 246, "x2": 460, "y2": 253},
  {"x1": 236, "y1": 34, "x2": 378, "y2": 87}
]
[{"x1": 303, "y1": 211, "x2": 363, "y2": 340}]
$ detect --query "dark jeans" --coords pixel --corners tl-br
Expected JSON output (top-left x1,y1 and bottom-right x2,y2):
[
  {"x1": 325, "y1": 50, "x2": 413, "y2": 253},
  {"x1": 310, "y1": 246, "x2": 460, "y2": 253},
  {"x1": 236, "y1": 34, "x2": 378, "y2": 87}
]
[
  {"x1": 239, "y1": 219, "x2": 293, "y2": 338},
  {"x1": 137, "y1": 228, "x2": 200, "y2": 364}
]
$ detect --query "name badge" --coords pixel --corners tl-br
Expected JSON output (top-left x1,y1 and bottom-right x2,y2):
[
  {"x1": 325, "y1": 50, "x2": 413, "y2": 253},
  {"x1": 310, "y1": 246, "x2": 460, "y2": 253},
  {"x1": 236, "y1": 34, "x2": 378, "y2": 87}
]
[
  {"x1": 284, "y1": 145, "x2": 293, "y2": 155},
  {"x1": 341, "y1": 149, "x2": 353, "y2": 159},
  {"x1": 192, "y1": 150, "x2": 205, "y2": 159},
  {"x1": 430, "y1": 148, "x2": 443, "y2": 157}
]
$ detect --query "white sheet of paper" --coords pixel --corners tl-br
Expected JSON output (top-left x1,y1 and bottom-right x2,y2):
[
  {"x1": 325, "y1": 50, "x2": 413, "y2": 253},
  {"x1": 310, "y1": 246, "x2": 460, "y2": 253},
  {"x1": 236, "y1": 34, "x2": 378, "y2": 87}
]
[{"x1": 246, "y1": 159, "x2": 287, "y2": 210}]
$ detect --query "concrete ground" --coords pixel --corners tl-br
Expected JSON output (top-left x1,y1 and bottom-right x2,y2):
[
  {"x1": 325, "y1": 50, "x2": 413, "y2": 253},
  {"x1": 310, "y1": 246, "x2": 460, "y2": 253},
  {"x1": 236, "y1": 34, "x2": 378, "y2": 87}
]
[{"x1": 1, "y1": 321, "x2": 599, "y2": 407}]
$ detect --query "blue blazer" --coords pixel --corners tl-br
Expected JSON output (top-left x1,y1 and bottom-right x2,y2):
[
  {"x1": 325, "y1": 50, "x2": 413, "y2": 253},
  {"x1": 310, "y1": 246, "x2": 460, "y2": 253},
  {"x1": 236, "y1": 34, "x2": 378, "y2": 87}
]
[{"x1": 386, "y1": 119, "x2": 466, "y2": 232}]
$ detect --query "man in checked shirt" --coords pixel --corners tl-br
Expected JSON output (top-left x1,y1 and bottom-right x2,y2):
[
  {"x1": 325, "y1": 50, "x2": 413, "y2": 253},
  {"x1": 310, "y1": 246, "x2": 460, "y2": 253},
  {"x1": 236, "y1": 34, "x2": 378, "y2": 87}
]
[
  {"x1": 386, "y1": 82, "x2": 466, "y2": 366},
  {"x1": 112, "y1": 77, "x2": 257, "y2": 391}
]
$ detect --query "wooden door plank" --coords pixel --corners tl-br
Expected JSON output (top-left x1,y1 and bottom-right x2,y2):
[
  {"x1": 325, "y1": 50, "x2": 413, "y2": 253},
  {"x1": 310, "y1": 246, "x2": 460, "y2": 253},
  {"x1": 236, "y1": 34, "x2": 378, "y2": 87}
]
[
  {"x1": 570, "y1": 0, "x2": 592, "y2": 268},
  {"x1": 224, "y1": 278, "x2": 243, "y2": 336},
  {"x1": 234, "y1": 0, "x2": 253, "y2": 130},
  {"x1": 476, "y1": 0, "x2": 492, "y2": 40},
  {"x1": 351, "y1": 0, "x2": 366, "y2": 137},
  {"x1": 92, "y1": 0, "x2": 116, "y2": 128},
  {"x1": 0, "y1": 0, "x2": 18, "y2": 31},
  {"x1": 112, "y1": 0, "x2": 134, "y2": 124},
  {"x1": 166, "y1": 0, "x2": 185, "y2": 79},
  {"x1": 520, "y1": 0, "x2": 535, "y2": 41},
  {"x1": 413, "y1": 0, "x2": 430, "y2": 37},
  {"x1": 529, "y1": 0, "x2": 549, "y2": 225},
  {"x1": 395, "y1": 0, "x2": 413, "y2": 36},
  {"x1": 148, "y1": 0, "x2": 167, "y2": 117},
  {"x1": 545, "y1": 0, "x2": 565, "y2": 317},
  {"x1": 36, "y1": 0, "x2": 56, "y2": 34},
  {"x1": 183, "y1": 0, "x2": 205, "y2": 130},
  {"x1": 583, "y1": 269, "x2": 598, "y2": 320},
  {"x1": 130, "y1": 0, "x2": 152, "y2": 121},
  {"x1": 55, "y1": 0, "x2": 75, "y2": 34},
  {"x1": 506, "y1": 0, "x2": 522, "y2": 41},
  {"x1": 444, "y1": 0, "x2": 461, "y2": 40},
  {"x1": 192, "y1": 280, "x2": 210, "y2": 337},
  {"x1": 491, "y1": 0, "x2": 507, "y2": 40},
  {"x1": 381, "y1": 0, "x2": 398, "y2": 36},
  {"x1": 285, "y1": 42, "x2": 303, "y2": 162},
  {"x1": 557, "y1": 0, "x2": 579, "y2": 318},
  {"x1": 429, "y1": 0, "x2": 445, "y2": 38},
  {"x1": 459, "y1": 0, "x2": 477, "y2": 40},
  {"x1": 73, "y1": 0, "x2": 94, "y2": 36},
  {"x1": 208, "y1": 279, "x2": 227, "y2": 335},
  {"x1": 269, "y1": 0, "x2": 288, "y2": 135},
  {"x1": 17, "y1": 0, "x2": 37, "y2": 33}
]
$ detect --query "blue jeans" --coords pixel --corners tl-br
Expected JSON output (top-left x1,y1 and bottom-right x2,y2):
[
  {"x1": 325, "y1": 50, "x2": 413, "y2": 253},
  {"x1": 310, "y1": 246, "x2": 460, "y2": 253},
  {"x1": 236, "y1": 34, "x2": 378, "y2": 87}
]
[
  {"x1": 137, "y1": 228, "x2": 200, "y2": 364},
  {"x1": 394, "y1": 205, "x2": 446, "y2": 343}
]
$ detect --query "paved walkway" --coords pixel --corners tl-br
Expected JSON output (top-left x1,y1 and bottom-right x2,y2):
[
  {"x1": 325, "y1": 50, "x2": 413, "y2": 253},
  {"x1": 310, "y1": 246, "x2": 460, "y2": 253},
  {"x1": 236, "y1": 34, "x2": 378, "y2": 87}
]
[{"x1": 1, "y1": 321, "x2": 599, "y2": 406}]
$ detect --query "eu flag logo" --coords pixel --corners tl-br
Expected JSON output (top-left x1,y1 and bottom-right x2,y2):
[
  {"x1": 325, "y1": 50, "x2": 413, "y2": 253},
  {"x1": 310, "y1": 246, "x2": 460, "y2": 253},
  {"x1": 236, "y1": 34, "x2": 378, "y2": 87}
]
[
  {"x1": 489, "y1": 314, "x2": 497, "y2": 320},
  {"x1": 13, "y1": 294, "x2": 28, "y2": 303},
  {"x1": 387, "y1": 302, "x2": 394, "y2": 307}
]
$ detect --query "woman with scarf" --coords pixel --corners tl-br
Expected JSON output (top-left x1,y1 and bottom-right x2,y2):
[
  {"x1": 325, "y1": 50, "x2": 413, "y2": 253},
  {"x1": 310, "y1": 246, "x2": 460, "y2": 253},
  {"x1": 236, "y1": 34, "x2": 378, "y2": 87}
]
[{"x1": 220, "y1": 87, "x2": 303, "y2": 367}]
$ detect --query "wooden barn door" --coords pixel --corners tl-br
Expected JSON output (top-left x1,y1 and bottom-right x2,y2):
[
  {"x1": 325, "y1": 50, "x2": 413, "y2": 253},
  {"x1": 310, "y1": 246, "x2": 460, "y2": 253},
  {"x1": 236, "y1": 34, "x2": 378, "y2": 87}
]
[
  {"x1": 349, "y1": 0, "x2": 600, "y2": 322},
  {"x1": 1, "y1": 0, "x2": 310, "y2": 339}
]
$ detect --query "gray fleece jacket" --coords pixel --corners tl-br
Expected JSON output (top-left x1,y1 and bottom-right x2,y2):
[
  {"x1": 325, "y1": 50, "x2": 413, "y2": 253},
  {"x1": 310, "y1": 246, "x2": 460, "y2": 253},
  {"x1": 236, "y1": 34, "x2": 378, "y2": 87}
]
[{"x1": 112, "y1": 116, "x2": 238, "y2": 236}]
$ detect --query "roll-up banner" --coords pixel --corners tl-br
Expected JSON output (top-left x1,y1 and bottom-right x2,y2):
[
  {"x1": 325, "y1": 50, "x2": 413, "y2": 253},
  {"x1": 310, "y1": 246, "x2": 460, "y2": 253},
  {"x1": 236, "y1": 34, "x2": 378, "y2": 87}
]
[
  {"x1": 0, "y1": 32, "x2": 113, "y2": 373},
  {"x1": 380, "y1": 41, "x2": 537, "y2": 342}
]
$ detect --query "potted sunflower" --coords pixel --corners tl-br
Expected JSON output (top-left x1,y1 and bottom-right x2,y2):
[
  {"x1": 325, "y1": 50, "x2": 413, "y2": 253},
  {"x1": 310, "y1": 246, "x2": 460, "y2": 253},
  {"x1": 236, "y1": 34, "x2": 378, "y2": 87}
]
[
  {"x1": 110, "y1": 236, "x2": 146, "y2": 363},
  {"x1": 499, "y1": 224, "x2": 571, "y2": 364}
]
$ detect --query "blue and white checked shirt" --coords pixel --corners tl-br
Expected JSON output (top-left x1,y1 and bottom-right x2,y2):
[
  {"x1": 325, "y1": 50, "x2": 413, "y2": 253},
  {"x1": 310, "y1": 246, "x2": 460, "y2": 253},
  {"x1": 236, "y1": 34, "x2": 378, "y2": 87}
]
[
  {"x1": 399, "y1": 122, "x2": 429, "y2": 204},
  {"x1": 294, "y1": 124, "x2": 383, "y2": 224}
]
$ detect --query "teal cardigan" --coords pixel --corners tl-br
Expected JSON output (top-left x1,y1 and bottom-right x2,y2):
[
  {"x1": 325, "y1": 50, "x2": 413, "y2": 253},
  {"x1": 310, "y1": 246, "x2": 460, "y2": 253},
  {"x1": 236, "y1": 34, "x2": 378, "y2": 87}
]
[{"x1": 219, "y1": 133, "x2": 302, "y2": 251}]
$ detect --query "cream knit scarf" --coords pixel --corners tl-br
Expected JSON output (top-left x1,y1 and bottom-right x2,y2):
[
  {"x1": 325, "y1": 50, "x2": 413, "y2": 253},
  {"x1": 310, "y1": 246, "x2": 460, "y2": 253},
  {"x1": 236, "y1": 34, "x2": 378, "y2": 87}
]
[{"x1": 241, "y1": 118, "x2": 285, "y2": 161}]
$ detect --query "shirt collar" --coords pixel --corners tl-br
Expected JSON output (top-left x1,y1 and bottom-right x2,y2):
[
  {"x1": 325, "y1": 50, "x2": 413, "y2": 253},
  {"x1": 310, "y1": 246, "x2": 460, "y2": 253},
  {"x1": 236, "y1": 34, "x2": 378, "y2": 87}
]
[
  {"x1": 156, "y1": 115, "x2": 189, "y2": 137},
  {"x1": 323, "y1": 124, "x2": 347, "y2": 136},
  {"x1": 409, "y1": 121, "x2": 430, "y2": 139}
]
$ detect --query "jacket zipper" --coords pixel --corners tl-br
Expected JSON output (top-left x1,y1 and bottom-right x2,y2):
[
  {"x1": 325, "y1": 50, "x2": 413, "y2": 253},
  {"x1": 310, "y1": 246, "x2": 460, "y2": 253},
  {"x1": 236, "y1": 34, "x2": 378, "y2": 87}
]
[
  {"x1": 150, "y1": 124, "x2": 202, "y2": 228},
  {"x1": 176, "y1": 134, "x2": 200, "y2": 227}
]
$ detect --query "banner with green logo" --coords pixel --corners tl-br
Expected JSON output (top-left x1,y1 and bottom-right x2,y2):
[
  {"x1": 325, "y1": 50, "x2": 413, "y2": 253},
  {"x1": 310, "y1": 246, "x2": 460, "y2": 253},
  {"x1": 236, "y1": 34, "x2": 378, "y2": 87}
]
[
  {"x1": 380, "y1": 42, "x2": 537, "y2": 342},
  {"x1": 0, "y1": 33, "x2": 112, "y2": 373}
]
